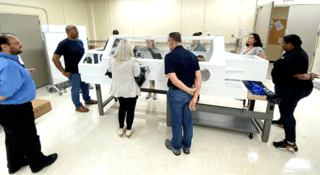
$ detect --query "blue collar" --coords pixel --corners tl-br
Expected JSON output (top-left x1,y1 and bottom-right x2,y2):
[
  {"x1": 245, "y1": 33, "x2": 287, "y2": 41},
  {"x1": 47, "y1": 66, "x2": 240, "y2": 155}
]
[
  {"x1": 0, "y1": 52, "x2": 19, "y2": 61},
  {"x1": 0, "y1": 52, "x2": 24, "y2": 68}
]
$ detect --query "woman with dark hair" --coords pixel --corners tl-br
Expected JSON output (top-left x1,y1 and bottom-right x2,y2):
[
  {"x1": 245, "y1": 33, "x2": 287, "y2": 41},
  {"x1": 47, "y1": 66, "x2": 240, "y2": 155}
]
[
  {"x1": 190, "y1": 32, "x2": 207, "y2": 61},
  {"x1": 240, "y1": 33, "x2": 266, "y2": 59},
  {"x1": 240, "y1": 33, "x2": 266, "y2": 109},
  {"x1": 271, "y1": 34, "x2": 319, "y2": 152}
]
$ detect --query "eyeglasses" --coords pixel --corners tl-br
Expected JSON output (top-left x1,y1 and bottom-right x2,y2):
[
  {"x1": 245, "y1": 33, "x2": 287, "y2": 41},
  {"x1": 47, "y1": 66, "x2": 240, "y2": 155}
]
[{"x1": 6, "y1": 41, "x2": 22, "y2": 46}]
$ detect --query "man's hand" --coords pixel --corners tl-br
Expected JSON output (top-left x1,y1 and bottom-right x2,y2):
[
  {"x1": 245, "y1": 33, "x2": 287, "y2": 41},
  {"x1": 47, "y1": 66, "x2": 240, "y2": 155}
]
[
  {"x1": 189, "y1": 87, "x2": 199, "y2": 96},
  {"x1": 28, "y1": 68, "x2": 36, "y2": 73},
  {"x1": 63, "y1": 72, "x2": 71, "y2": 78},
  {"x1": 189, "y1": 96, "x2": 198, "y2": 111}
]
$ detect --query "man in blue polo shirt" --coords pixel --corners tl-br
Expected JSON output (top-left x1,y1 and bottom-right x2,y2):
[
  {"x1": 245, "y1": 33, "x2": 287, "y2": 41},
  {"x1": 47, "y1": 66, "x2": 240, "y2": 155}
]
[
  {"x1": 164, "y1": 32, "x2": 202, "y2": 156},
  {"x1": 0, "y1": 34, "x2": 57, "y2": 174},
  {"x1": 52, "y1": 25, "x2": 97, "y2": 112}
]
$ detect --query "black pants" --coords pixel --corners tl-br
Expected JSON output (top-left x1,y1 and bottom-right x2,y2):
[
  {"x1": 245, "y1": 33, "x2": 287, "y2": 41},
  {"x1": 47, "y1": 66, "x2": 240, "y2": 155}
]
[
  {"x1": 275, "y1": 85, "x2": 312, "y2": 142},
  {"x1": 0, "y1": 102, "x2": 46, "y2": 169},
  {"x1": 118, "y1": 96, "x2": 138, "y2": 130}
]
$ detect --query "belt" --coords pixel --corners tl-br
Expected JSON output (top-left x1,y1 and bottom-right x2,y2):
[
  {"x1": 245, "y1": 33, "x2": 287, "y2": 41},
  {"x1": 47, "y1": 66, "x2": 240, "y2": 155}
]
[{"x1": 169, "y1": 86, "x2": 192, "y2": 90}]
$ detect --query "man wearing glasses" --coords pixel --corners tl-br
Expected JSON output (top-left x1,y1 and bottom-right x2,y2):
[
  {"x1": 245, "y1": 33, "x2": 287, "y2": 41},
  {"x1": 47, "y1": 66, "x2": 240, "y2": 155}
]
[
  {"x1": 52, "y1": 25, "x2": 97, "y2": 112},
  {"x1": 0, "y1": 34, "x2": 57, "y2": 174},
  {"x1": 164, "y1": 32, "x2": 202, "y2": 156}
]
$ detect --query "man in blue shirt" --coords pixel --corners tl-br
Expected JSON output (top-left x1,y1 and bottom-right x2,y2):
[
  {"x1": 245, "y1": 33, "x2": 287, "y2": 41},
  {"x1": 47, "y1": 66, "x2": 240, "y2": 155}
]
[
  {"x1": 52, "y1": 25, "x2": 97, "y2": 112},
  {"x1": 0, "y1": 34, "x2": 57, "y2": 174},
  {"x1": 164, "y1": 32, "x2": 202, "y2": 156}
]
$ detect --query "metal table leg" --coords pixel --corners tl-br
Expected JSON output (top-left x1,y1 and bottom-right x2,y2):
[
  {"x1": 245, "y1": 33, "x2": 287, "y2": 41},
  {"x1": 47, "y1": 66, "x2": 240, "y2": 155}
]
[
  {"x1": 95, "y1": 84, "x2": 104, "y2": 116},
  {"x1": 261, "y1": 102, "x2": 275, "y2": 142}
]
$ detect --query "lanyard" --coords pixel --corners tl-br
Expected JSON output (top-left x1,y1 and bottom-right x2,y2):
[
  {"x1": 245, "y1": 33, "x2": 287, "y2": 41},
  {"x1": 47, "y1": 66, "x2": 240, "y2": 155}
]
[{"x1": 0, "y1": 55, "x2": 25, "y2": 68}]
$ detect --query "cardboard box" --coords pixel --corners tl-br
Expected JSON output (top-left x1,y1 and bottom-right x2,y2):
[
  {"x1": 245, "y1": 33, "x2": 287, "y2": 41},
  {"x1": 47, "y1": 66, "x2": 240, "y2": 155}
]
[{"x1": 31, "y1": 99, "x2": 52, "y2": 119}]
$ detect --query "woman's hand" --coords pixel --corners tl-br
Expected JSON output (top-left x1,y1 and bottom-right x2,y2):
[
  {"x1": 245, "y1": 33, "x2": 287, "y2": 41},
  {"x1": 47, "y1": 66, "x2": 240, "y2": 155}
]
[{"x1": 310, "y1": 73, "x2": 320, "y2": 81}]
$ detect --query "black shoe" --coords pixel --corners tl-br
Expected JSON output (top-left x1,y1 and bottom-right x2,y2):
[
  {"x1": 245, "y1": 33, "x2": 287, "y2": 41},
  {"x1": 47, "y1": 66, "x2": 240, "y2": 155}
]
[
  {"x1": 182, "y1": 147, "x2": 190, "y2": 154},
  {"x1": 8, "y1": 160, "x2": 29, "y2": 174},
  {"x1": 273, "y1": 140, "x2": 298, "y2": 152},
  {"x1": 272, "y1": 120, "x2": 284, "y2": 128},
  {"x1": 165, "y1": 139, "x2": 180, "y2": 156},
  {"x1": 30, "y1": 153, "x2": 58, "y2": 173}
]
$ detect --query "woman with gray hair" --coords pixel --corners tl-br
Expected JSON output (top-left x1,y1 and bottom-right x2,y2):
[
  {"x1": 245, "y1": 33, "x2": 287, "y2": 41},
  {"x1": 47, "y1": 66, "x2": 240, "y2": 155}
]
[{"x1": 109, "y1": 39, "x2": 140, "y2": 138}]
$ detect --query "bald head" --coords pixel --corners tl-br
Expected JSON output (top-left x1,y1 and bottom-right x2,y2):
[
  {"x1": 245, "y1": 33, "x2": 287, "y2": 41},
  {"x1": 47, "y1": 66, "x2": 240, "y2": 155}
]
[
  {"x1": 65, "y1": 25, "x2": 79, "y2": 41},
  {"x1": 66, "y1": 25, "x2": 76, "y2": 32},
  {"x1": 0, "y1": 34, "x2": 23, "y2": 55}
]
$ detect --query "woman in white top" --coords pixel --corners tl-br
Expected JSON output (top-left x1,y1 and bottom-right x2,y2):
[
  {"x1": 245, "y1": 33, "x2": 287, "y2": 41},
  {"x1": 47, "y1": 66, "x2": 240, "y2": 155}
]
[
  {"x1": 240, "y1": 33, "x2": 266, "y2": 59},
  {"x1": 109, "y1": 39, "x2": 140, "y2": 138},
  {"x1": 240, "y1": 33, "x2": 266, "y2": 108}
]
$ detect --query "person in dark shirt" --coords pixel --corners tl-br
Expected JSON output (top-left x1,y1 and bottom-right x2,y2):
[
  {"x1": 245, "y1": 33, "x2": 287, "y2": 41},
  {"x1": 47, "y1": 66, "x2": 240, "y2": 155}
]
[
  {"x1": 52, "y1": 25, "x2": 97, "y2": 112},
  {"x1": 103, "y1": 29, "x2": 120, "y2": 50},
  {"x1": 189, "y1": 32, "x2": 207, "y2": 61},
  {"x1": 164, "y1": 32, "x2": 202, "y2": 156},
  {"x1": 0, "y1": 34, "x2": 57, "y2": 174},
  {"x1": 271, "y1": 34, "x2": 319, "y2": 152}
]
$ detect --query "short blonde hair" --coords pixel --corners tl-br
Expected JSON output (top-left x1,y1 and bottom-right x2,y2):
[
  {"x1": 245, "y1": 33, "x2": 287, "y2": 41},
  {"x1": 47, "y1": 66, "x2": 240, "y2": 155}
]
[{"x1": 113, "y1": 39, "x2": 133, "y2": 65}]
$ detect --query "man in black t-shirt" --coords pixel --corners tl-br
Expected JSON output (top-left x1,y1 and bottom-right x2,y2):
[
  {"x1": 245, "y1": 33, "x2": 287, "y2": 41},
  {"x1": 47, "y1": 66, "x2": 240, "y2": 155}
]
[
  {"x1": 164, "y1": 32, "x2": 202, "y2": 156},
  {"x1": 52, "y1": 25, "x2": 97, "y2": 112}
]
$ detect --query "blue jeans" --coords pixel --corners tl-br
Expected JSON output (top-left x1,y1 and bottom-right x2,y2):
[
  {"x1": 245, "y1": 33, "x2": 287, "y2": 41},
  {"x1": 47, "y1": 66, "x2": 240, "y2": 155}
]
[
  {"x1": 275, "y1": 85, "x2": 312, "y2": 142},
  {"x1": 68, "y1": 73, "x2": 91, "y2": 108},
  {"x1": 168, "y1": 88, "x2": 193, "y2": 150}
]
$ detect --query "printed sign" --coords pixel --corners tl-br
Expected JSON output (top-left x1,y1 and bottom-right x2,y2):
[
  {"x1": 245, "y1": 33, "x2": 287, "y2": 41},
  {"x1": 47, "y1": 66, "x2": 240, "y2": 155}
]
[
  {"x1": 274, "y1": 20, "x2": 284, "y2": 31},
  {"x1": 283, "y1": 0, "x2": 294, "y2": 3}
]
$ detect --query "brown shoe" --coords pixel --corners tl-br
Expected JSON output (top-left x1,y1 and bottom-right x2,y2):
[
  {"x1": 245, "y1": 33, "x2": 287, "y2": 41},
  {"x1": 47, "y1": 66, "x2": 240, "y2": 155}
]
[
  {"x1": 85, "y1": 100, "x2": 98, "y2": 105},
  {"x1": 76, "y1": 106, "x2": 89, "y2": 112}
]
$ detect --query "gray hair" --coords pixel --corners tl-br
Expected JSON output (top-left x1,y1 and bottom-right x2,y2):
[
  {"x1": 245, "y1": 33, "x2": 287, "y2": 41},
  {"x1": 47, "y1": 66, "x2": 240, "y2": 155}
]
[
  {"x1": 113, "y1": 39, "x2": 133, "y2": 65},
  {"x1": 66, "y1": 25, "x2": 76, "y2": 32}
]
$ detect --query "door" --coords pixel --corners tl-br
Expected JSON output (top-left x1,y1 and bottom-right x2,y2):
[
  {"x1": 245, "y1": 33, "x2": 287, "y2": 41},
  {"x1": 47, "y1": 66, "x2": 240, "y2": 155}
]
[
  {"x1": 0, "y1": 14, "x2": 50, "y2": 88},
  {"x1": 285, "y1": 5, "x2": 320, "y2": 71},
  {"x1": 254, "y1": 2, "x2": 274, "y2": 52}
]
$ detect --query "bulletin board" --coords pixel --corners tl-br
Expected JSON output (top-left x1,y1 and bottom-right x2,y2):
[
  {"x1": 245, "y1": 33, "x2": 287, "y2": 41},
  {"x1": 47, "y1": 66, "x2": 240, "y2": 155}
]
[{"x1": 268, "y1": 19, "x2": 287, "y2": 45}]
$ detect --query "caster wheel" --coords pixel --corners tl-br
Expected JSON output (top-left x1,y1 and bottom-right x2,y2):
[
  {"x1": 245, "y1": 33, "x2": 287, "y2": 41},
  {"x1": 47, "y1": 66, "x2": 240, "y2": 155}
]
[
  {"x1": 249, "y1": 133, "x2": 253, "y2": 139},
  {"x1": 47, "y1": 87, "x2": 52, "y2": 93},
  {"x1": 64, "y1": 89, "x2": 67, "y2": 93},
  {"x1": 59, "y1": 91, "x2": 63, "y2": 96}
]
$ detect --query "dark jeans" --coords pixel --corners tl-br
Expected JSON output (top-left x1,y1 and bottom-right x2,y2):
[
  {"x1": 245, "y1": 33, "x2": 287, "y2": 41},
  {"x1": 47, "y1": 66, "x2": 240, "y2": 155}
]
[
  {"x1": 0, "y1": 102, "x2": 46, "y2": 169},
  {"x1": 118, "y1": 96, "x2": 138, "y2": 130},
  {"x1": 275, "y1": 85, "x2": 312, "y2": 142},
  {"x1": 68, "y1": 73, "x2": 91, "y2": 108},
  {"x1": 168, "y1": 88, "x2": 193, "y2": 150}
]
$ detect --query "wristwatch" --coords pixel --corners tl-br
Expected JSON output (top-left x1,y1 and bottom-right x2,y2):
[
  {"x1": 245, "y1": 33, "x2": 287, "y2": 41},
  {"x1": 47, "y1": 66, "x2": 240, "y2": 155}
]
[
  {"x1": 308, "y1": 72, "x2": 312, "y2": 80},
  {"x1": 61, "y1": 70, "x2": 66, "y2": 74}
]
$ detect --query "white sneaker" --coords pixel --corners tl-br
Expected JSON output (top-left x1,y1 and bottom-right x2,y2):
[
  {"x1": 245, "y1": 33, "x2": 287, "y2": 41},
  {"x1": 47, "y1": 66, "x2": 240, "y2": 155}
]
[
  {"x1": 126, "y1": 128, "x2": 134, "y2": 138},
  {"x1": 153, "y1": 93, "x2": 157, "y2": 100},
  {"x1": 118, "y1": 127, "x2": 126, "y2": 137},
  {"x1": 146, "y1": 92, "x2": 151, "y2": 99}
]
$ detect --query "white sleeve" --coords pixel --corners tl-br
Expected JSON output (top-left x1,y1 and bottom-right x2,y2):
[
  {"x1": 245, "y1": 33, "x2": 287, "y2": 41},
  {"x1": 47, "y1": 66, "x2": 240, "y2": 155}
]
[
  {"x1": 132, "y1": 60, "x2": 140, "y2": 77},
  {"x1": 256, "y1": 47, "x2": 265, "y2": 55}
]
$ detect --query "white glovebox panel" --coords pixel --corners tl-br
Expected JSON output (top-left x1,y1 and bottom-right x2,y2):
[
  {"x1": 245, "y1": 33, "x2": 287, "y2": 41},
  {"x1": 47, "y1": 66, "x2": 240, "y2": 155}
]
[{"x1": 79, "y1": 35, "x2": 268, "y2": 99}]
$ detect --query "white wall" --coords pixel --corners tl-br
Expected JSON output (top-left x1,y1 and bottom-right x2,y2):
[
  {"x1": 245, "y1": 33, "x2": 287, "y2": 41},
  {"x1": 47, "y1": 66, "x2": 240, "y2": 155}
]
[
  {"x1": 0, "y1": 0, "x2": 90, "y2": 36},
  {"x1": 86, "y1": 0, "x2": 257, "y2": 44},
  {"x1": 258, "y1": 0, "x2": 320, "y2": 5}
]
